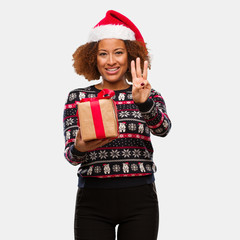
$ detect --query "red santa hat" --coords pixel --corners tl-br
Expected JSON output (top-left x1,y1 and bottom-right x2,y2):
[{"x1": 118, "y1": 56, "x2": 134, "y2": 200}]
[{"x1": 88, "y1": 10, "x2": 146, "y2": 49}]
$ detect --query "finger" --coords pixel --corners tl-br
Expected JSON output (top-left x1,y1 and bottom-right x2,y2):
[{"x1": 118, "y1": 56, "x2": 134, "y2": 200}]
[
  {"x1": 76, "y1": 128, "x2": 82, "y2": 139},
  {"x1": 142, "y1": 60, "x2": 148, "y2": 80},
  {"x1": 131, "y1": 60, "x2": 136, "y2": 80},
  {"x1": 101, "y1": 137, "x2": 114, "y2": 145},
  {"x1": 87, "y1": 138, "x2": 104, "y2": 146},
  {"x1": 136, "y1": 57, "x2": 142, "y2": 78},
  {"x1": 93, "y1": 138, "x2": 113, "y2": 149},
  {"x1": 89, "y1": 137, "x2": 111, "y2": 146}
]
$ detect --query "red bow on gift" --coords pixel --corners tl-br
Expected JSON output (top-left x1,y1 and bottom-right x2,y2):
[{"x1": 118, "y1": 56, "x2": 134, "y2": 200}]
[{"x1": 80, "y1": 89, "x2": 115, "y2": 103}]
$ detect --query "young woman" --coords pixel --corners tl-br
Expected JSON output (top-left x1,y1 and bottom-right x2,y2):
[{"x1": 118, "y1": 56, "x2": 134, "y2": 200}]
[{"x1": 63, "y1": 10, "x2": 171, "y2": 240}]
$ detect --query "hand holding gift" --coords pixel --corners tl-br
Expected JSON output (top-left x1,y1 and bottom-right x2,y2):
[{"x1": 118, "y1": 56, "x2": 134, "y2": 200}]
[{"x1": 74, "y1": 127, "x2": 114, "y2": 152}]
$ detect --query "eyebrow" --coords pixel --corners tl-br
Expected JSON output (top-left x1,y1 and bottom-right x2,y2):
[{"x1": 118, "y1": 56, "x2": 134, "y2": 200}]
[{"x1": 98, "y1": 48, "x2": 125, "y2": 51}]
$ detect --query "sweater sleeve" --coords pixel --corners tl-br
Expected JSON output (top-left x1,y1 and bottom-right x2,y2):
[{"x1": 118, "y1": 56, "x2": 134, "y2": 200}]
[
  {"x1": 63, "y1": 91, "x2": 87, "y2": 165},
  {"x1": 135, "y1": 89, "x2": 172, "y2": 137}
]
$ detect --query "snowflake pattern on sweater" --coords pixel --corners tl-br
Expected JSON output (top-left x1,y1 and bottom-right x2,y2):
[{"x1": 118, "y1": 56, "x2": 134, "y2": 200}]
[{"x1": 63, "y1": 85, "x2": 171, "y2": 178}]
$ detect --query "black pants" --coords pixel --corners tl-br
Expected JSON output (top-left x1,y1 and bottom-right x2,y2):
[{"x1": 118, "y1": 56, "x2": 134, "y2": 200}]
[{"x1": 74, "y1": 183, "x2": 159, "y2": 240}]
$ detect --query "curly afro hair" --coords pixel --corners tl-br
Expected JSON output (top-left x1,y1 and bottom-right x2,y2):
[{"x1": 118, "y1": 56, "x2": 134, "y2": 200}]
[{"x1": 72, "y1": 40, "x2": 151, "y2": 82}]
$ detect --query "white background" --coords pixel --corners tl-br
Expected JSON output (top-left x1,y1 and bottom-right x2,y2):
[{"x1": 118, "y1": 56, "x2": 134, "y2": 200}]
[{"x1": 1, "y1": 0, "x2": 239, "y2": 239}]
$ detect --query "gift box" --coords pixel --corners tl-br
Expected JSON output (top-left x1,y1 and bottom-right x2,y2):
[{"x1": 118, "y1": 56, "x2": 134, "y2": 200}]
[{"x1": 77, "y1": 89, "x2": 119, "y2": 142}]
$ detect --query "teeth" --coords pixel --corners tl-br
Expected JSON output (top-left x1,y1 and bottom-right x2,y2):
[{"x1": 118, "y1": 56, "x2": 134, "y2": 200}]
[{"x1": 107, "y1": 68, "x2": 118, "y2": 72}]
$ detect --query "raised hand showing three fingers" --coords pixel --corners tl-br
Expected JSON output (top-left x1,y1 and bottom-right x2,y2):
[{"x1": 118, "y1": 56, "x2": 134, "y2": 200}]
[{"x1": 131, "y1": 57, "x2": 151, "y2": 104}]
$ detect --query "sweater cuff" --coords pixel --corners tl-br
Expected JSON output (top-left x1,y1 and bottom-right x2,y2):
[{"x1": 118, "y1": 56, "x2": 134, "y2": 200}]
[
  {"x1": 70, "y1": 145, "x2": 86, "y2": 157},
  {"x1": 135, "y1": 98, "x2": 154, "y2": 112}
]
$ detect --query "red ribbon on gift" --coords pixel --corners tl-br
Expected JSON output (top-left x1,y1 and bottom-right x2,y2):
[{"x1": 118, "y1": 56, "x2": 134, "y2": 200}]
[
  {"x1": 78, "y1": 89, "x2": 116, "y2": 139},
  {"x1": 80, "y1": 89, "x2": 115, "y2": 103}
]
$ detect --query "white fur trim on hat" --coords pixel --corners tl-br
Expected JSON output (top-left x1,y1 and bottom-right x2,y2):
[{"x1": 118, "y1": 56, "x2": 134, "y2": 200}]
[{"x1": 88, "y1": 24, "x2": 136, "y2": 42}]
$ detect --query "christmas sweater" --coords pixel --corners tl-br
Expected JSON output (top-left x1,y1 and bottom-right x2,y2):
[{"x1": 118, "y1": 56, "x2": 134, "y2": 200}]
[{"x1": 63, "y1": 85, "x2": 171, "y2": 178}]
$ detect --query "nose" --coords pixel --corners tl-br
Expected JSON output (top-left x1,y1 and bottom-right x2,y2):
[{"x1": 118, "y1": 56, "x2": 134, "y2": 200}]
[{"x1": 107, "y1": 54, "x2": 116, "y2": 65}]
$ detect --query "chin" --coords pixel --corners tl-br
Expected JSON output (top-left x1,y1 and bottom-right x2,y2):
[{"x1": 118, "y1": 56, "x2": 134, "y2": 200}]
[{"x1": 103, "y1": 76, "x2": 124, "y2": 83}]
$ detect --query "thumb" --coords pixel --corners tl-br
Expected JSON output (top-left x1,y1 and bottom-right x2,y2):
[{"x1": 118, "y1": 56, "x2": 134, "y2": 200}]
[{"x1": 76, "y1": 128, "x2": 82, "y2": 140}]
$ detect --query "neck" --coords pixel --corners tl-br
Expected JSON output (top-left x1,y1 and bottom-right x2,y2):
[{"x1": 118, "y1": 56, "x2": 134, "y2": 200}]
[{"x1": 95, "y1": 80, "x2": 130, "y2": 91}]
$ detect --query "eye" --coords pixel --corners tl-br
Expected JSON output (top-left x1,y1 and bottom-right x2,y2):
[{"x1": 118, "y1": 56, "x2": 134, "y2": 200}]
[
  {"x1": 99, "y1": 52, "x2": 107, "y2": 56},
  {"x1": 115, "y1": 51, "x2": 123, "y2": 55}
]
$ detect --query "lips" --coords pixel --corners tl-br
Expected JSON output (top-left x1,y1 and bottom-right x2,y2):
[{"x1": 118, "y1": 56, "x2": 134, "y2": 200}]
[{"x1": 105, "y1": 67, "x2": 120, "y2": 74}]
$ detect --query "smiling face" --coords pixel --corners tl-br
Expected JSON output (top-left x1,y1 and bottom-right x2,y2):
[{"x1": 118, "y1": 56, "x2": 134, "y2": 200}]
[{"x1": 97, "y1": 39, "x2": 128, "y2": 88}]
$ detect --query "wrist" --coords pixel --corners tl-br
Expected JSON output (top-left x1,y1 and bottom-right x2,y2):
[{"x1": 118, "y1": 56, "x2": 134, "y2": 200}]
[
  {"x1": 71, "y1": 144, "x2": 86, "y2": 156},
  {"x1": 135, "y1": 98, "x2": 154, "y2": 112}
]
